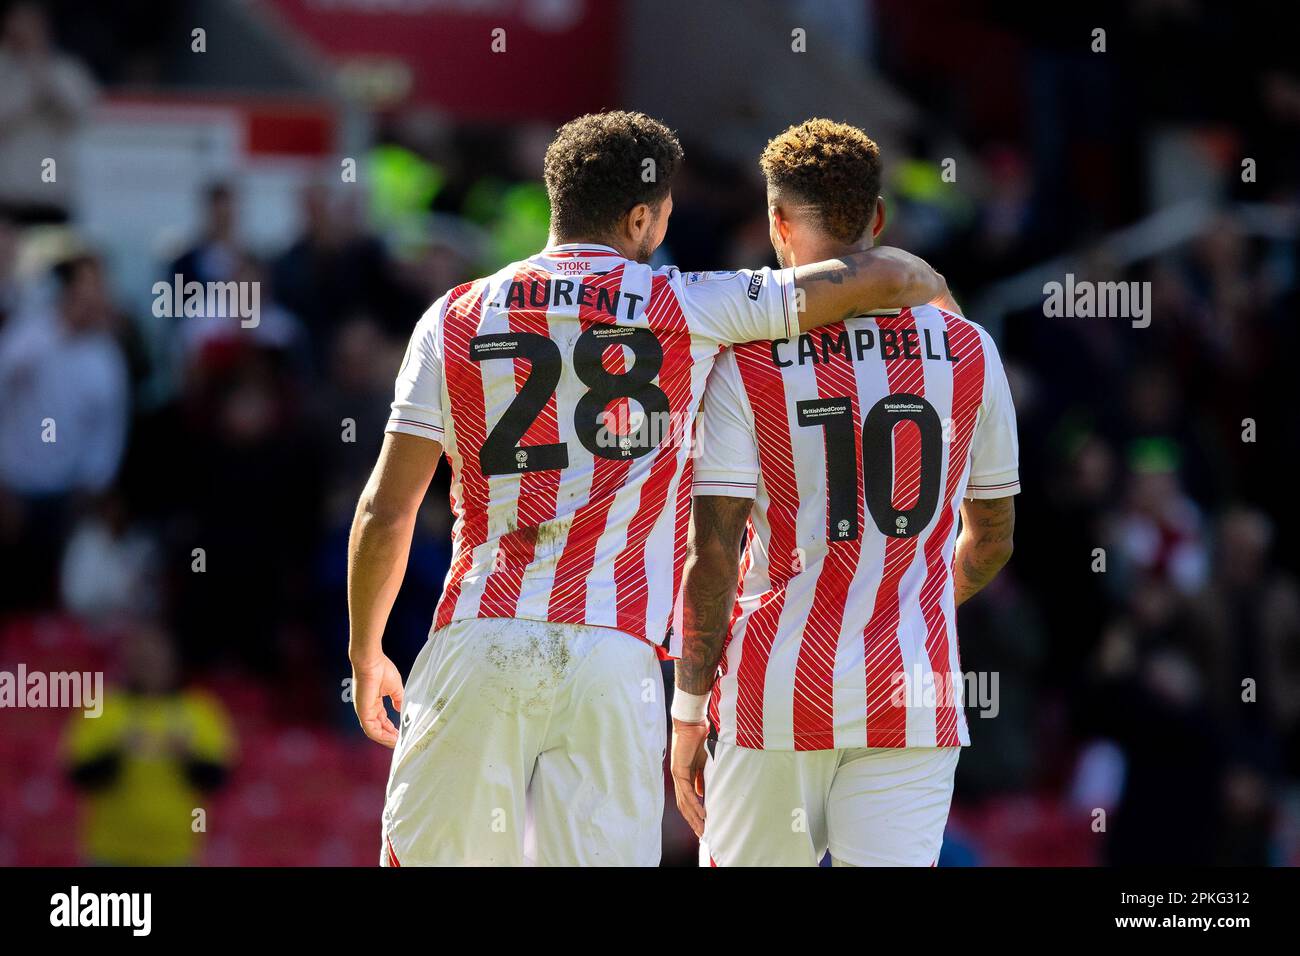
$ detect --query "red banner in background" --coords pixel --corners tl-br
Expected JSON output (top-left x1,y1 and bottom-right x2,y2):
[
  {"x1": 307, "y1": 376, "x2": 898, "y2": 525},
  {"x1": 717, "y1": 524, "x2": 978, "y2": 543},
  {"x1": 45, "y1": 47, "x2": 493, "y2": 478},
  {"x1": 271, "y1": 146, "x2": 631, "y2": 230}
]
[{"x1": 266, "y1": 0, "x2": 621, "y2": 120}]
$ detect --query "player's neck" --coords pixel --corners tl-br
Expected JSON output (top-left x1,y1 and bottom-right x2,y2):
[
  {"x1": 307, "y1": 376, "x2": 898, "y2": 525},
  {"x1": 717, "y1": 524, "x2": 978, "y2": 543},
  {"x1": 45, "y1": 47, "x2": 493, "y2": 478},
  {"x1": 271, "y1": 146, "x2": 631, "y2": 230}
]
[
  {"x1": 547, "y1": 231, "x2": 636, "y2": 259},
  {"x1": 790, "y1": 238, "x2": 873, "y2": 269}
]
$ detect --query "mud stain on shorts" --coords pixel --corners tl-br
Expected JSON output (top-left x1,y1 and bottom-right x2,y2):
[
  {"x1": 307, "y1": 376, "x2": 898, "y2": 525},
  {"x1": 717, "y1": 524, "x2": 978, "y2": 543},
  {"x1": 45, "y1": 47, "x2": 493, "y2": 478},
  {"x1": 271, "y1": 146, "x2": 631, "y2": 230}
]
[
  {"x1": 483, "y1": 620, "x2": 574, "y2": 718},
  {"x1": 399, "y1": 693, "x2": 456, "y2": 765}
]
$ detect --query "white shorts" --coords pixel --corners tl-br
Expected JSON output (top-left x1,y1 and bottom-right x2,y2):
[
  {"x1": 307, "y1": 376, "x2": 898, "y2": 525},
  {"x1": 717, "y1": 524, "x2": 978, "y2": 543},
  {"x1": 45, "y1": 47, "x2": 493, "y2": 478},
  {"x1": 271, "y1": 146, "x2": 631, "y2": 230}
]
[
  {"x1": 381, "y1": 617, "x2": 665, "y2": 866},
  {"x1": 700, "y1": 742, "x2": 959, "y2": 866}
]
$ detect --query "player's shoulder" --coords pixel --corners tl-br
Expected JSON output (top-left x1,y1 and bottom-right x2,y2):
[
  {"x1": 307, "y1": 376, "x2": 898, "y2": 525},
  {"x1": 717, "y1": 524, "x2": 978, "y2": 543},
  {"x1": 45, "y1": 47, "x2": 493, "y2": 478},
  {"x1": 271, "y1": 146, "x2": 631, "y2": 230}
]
[
  {"x1": 906, "y1": 303, "x2": 1006, "y2": 375},
  {"x1": 639, "y1": 263, "x2": 746, "y2": 322},
  {"x1": 906, "y1": 300, "x2": 972, "y2": 325},
  {"x1": 670, "y1": 267, "x2": 744, "y2": 283},
  {"x1": 422, "y1": 268, "x2": 508, "y2": 328},
  {"x1": 657, "y1": 263, "x2": 776, "y2": 292},
  {"x1": 645, "y1": 262, "x2": 709, "y2": 295},
  {"x1": 481, "y1": 257, "x2": 538, "y2": 292},
  {"x1": 409, "y1": 287, "x2": 457, "y2": 339},
  {"x1": 428, "y1": 275, "x2": 489, "y2": 317},
  {"x1": 908, "y1": 302, "x2": 994, "y2": 339}
]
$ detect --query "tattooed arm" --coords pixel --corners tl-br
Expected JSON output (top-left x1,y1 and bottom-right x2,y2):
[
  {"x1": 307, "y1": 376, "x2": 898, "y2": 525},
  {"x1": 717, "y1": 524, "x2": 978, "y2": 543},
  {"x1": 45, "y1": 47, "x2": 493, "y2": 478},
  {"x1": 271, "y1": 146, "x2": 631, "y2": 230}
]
[
  {"x1": 670, "y1": 494, "x2": 751, "y2": 837},
  {"x1": 793, "y1": 246, "x2": 949, "y2": 332},
  {"x1": 676, "y1": 495, "x2": 753, "y2": 694},
  {"x1": 953, "y1": 496, "x2": 1015, "y2": 606}
]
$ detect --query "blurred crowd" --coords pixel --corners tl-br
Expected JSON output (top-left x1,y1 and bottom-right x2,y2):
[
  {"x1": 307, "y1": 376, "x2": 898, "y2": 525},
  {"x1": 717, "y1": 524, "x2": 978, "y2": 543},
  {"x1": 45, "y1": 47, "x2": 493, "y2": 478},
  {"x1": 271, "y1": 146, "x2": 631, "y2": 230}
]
[{"x1": 1, "y1": 0, "x2": 1298, "y2": 866}]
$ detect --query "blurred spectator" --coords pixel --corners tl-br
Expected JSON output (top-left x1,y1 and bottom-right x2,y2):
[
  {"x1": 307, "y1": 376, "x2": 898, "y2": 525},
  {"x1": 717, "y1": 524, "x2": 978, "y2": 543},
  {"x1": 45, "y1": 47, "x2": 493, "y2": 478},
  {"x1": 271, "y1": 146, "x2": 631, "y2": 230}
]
[
  {"x1": 1218, "y1": 762, "x2": 1277, "y2": 865},
  {"x1": 953, "y1": 572, "x2": 1048, "y2": 798},
  {"x1": 0, "y1": 212, "x2": 21, "y2": 326},
  {"x1": 0, "y1": 253, "x2": 128, "y2": 495},
  {"x1": 0, "y1": 1, "x2": 96, "y2": 223},
  {"x1": 1192, "y1": 507, "x2": 1300, "y2": 771},
  {"x1": 168, "y1": 181, "x2": 242, "y2": 287},
  {"x1": 64, "y1": 623, "x2": 235, "y2": 866},
  {"x1": 969, "y1": 145, "x2": 1035, "y2": 278},
  {"x1": 271, "y1": 182, "x2": 423, "y2": 357},
  {"x1": 59, "y1": 489, "x2": 159, "y2": 624},
  {"x1": 1106, "y1": 439, "x2": 1209, "y2": 597},
  {"x1": 172, "y1": 343, "x2": 324, "y2": 675},
  {"x1": 1089, "y1": 640, "x2": 1228, "y2": 865},
  {"x1": 0, "y1": 253, "x2": 127, "y2": 608},
  {"x1": 314, "y1": 316, "x2": 398, "y2": 490},
  {"x1": 402, "y1": 226, "x2": 479, "y2": 305},
  {"x1": 177, "y1": 252, "x2": 307, "y2": 369}
]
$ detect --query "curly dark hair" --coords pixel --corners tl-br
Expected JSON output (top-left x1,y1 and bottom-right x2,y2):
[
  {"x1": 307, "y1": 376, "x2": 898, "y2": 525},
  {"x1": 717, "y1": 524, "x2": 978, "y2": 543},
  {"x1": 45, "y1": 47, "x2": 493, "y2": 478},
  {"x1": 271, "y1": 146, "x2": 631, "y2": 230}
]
[
  {"x1": 759, "y1": 118, "x2": 882, "y2": 245},
  {"x1": 543, "y1": 111, "x2": 683, "y2": 241}
]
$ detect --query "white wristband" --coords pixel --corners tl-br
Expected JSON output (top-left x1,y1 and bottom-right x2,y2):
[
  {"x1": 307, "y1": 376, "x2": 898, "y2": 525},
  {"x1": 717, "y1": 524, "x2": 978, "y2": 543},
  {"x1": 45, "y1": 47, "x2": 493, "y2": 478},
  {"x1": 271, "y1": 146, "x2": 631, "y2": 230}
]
[{"x1": 671, "y1": 688, "x2": 709, "y2": 723}]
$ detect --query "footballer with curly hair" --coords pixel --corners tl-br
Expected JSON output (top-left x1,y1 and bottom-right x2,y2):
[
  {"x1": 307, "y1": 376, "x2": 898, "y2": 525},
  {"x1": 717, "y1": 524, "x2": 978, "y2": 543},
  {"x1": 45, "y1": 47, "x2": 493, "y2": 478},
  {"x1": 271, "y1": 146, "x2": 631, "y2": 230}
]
[{"x1": 670, "y1": 119, "x2": 1020, "y2": 866}]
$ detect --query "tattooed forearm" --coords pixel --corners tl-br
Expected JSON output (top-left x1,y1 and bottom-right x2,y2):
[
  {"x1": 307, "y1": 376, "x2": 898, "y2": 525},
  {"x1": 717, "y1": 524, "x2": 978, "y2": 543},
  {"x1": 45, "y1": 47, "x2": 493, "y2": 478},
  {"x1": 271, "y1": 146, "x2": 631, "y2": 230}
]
[
  {"x1": 792, "y1": 246, "x2": 947, "y2": 333},
  {"x1": 676, "y1": 495, "x2": 751, "y2": 696},
  {"x1": 798, "y1": 254, "x2": 859, "y2": 286},
  {"x1": 953, "y1": 496, "x2": 1015, "y2": 606}
]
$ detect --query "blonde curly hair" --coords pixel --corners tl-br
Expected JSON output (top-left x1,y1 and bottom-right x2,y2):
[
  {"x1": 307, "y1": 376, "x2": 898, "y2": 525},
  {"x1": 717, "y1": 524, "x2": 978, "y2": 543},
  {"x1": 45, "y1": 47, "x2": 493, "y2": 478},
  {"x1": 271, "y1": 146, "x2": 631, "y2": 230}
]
[{"x1": 759, "y1": 118, "x2": 882, "y2": 245}]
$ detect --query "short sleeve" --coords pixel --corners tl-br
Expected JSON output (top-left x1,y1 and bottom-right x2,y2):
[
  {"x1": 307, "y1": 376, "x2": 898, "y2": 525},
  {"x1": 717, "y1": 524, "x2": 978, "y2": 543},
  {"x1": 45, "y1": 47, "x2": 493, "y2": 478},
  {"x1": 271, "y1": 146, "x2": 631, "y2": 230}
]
[
  {"x1": 966, "y1": 335, "x2": 1020, "y2": 499},
  {"x1": 676, "y1": 267, "x2": 796, "y2": 345},
  {"x1": 692, "y1": 349, "x2": 760, "y2": 499},
  {"x1": 386, "y1": 299, "x2": 447, "y2": 443}
]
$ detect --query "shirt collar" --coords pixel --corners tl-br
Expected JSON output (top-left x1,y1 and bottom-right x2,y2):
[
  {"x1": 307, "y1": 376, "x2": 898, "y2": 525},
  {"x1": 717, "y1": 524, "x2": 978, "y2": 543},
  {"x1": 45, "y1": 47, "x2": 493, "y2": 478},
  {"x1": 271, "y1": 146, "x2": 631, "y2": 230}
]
[{"x1": 539, "y1": 242, "x2": 623, "y2": 257}]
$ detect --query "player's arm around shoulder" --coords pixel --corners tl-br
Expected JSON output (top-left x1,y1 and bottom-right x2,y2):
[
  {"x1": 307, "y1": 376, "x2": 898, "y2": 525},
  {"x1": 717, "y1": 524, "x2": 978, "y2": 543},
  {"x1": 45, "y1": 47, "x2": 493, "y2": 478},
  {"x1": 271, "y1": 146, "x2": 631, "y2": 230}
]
[
  {"x1": 793, "y1": 246, "x2": 949, "y2": 332},
  {"x1": 348, "y1": 431, "x2": 442, "y2": 747}
]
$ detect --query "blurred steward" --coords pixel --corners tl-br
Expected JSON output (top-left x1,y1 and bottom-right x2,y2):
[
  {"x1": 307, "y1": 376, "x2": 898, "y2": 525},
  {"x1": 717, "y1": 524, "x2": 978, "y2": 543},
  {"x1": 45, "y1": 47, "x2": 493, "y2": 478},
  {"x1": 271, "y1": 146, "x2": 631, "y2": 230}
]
[{"x1": 64, "y1": 623, "x2": 236, "y2": 866}]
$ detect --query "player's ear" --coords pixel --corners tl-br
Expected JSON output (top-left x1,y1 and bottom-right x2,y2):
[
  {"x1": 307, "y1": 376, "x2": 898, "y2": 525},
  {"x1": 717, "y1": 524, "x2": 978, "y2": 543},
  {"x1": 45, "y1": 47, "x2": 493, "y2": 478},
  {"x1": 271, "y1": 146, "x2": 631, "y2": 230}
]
[
  {"x1": 769, "y1": 203, "x2": 792, "y2": 244},
  {"x1": 624, "y1": 202, "x2": 653, "y2": 243},
  {"x1": 871, "y1": 196, "x2": 886, "y2": 238}
]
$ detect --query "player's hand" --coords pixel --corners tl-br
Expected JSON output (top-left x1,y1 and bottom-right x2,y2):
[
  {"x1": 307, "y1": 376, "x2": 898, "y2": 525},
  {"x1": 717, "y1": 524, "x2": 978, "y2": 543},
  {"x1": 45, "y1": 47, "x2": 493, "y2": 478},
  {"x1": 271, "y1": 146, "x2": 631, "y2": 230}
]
[
  {"x1": 670, "y1": 717, "x2": 709, "y2": 838},
  {"x1": 351, "y1": 654, "x2": 404, "y2": 748}
]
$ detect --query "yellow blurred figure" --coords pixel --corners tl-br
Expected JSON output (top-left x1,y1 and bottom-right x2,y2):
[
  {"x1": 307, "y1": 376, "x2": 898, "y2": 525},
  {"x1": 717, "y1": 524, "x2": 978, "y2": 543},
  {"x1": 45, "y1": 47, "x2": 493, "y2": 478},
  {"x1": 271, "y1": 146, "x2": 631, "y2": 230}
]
[{"x1": 64, "y1": 624, "x2": 236, "y2": 866}]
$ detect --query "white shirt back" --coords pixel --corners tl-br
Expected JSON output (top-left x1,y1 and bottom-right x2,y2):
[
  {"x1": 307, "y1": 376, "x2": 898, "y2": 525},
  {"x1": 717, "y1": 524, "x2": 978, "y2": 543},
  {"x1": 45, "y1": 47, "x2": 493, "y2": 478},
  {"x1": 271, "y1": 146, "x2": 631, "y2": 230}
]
[
  {"x1": 693, "y1": 305, "x2": 1020, "y2": 748},
  {"x1": 387, "y1": 244, "x2": 797, "y2": 651}
]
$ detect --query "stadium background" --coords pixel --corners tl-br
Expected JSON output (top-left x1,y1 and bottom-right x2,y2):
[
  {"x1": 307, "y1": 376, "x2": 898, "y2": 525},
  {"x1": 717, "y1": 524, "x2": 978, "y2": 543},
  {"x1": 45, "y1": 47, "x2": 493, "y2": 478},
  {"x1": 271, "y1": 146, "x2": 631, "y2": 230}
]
[{"x1": 0, "y1": 0, "x2": 1296, "y2": 866}]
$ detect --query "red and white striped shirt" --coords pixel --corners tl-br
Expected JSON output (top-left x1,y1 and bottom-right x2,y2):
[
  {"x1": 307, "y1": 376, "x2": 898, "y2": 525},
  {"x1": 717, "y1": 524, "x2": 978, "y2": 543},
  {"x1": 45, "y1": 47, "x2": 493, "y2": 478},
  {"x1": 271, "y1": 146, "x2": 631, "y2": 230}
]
[
  {"x1": 387, "y1": 244, "x2": 796, "y2": 653},
  {"x1": 692, "y1": 306, "x2": 1019, "y2": 749}
]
